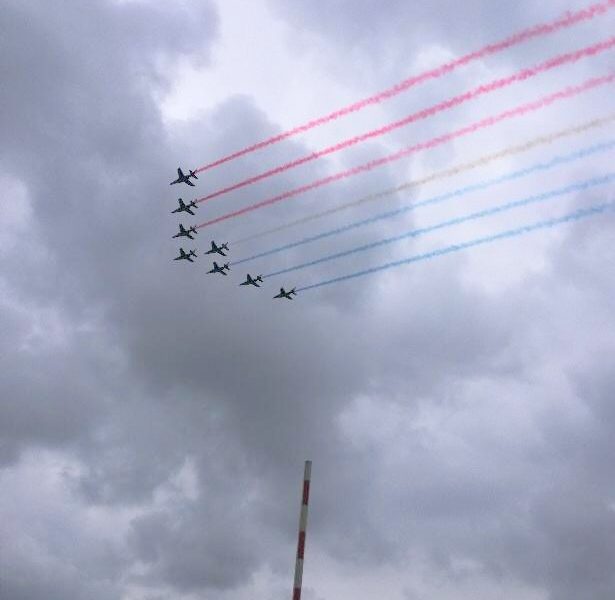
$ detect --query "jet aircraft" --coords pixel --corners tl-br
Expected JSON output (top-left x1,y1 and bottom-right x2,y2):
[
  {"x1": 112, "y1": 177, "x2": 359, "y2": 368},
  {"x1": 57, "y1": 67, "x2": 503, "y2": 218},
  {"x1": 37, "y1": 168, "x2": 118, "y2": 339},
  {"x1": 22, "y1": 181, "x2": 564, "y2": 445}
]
[
  {"x1": 174, "y1": 248, "x2": 197, "y2": 263},
  {"x1": 205, "y1": 241, "x2": 229, "y2": 256},
  {"x1": 173, "y1": 223, "x2": 198, "y2": 240},
  {"x1": 240, "y1": 274, "x2": 263, "y2": 287},
  {"x1": 207, "y1": 261, "x2": 230, "y2": 276},
  {"x1": 274, "y1": 287, "x2": 297, "y2": 300},
  {"x1": 172, "y1": 198, "x2": 198, "y2": 215},
  {"x1": 170, "y1": 167, "x2": 198, "y2": 186}
]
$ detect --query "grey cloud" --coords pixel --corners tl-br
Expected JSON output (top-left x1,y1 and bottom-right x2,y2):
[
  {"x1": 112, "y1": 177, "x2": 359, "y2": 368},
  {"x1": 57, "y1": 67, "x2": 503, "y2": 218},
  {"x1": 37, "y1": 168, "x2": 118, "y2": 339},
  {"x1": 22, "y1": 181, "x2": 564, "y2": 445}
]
[{"x1": 1, "y1": 0, "x2": 614, "y2": 598}]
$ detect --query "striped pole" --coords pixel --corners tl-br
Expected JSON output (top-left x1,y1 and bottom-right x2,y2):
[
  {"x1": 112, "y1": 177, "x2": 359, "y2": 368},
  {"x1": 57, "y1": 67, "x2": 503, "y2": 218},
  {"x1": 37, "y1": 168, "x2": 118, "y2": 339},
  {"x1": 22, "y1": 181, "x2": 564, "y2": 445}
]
[{"x1": 292, "y1": 460, "x2": 312, "y2": 600}]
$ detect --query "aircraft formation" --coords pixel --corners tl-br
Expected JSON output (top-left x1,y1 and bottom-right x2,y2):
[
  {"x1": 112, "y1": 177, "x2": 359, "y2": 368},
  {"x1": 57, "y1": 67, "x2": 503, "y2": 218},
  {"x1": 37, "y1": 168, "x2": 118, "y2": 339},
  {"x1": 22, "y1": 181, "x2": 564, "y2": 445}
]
[
  {"x1": 169, "y1": 167, "x2": 297, "y2": 299},
  {"x1": 159, "y1": 5, "x2": 615, "y2": 306}
]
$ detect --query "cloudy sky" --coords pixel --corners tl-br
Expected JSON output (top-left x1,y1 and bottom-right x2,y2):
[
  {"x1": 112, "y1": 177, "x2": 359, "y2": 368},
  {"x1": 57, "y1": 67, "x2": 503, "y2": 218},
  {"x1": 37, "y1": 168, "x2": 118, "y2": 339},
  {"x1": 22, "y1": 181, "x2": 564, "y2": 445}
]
[{"x1": 1, "y1": 1, "x2": 614, "y2": 599}]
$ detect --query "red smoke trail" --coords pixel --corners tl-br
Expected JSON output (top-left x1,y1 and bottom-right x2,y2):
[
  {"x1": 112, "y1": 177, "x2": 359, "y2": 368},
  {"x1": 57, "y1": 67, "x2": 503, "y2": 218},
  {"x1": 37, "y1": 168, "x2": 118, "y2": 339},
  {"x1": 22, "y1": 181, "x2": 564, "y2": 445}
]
[
  {"x1": 194, "y1": 1, "x2": 615, "y2": 174},
  {"x1": 195, "y1": 74, "x2": 614, "y2": 230},
  {"x1": 198, "y1": 38, "x2": 615, "y2": 202}
]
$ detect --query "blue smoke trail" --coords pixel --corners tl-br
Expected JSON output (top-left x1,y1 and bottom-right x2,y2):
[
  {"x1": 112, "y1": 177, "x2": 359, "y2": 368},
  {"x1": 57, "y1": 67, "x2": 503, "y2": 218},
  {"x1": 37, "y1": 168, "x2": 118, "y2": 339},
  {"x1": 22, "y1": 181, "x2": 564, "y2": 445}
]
[
  {"x1": 231, "y1": 140, "x2": 615, "y2": 267},
  {"x1": 265, "y1": 173, "x2": 615, "y2": 278},
  {"x1": 296, "y1": 201, "x2": 614, "y2": 292}
]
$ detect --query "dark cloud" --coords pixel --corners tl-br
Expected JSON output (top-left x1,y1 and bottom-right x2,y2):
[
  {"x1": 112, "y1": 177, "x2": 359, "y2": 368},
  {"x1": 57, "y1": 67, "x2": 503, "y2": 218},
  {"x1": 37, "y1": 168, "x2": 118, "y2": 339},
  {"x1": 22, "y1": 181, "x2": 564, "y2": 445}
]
[{"x1": 1, "y1": 0, "x2": 614, "y2": 599}]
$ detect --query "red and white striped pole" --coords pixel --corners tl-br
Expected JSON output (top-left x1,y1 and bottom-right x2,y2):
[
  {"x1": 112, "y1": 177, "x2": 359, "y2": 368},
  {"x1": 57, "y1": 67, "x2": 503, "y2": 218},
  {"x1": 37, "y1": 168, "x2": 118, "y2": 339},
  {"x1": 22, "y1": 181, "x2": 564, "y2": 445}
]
[{"x1": 292, "y1": 460, "x2": 312, "y2": 600}]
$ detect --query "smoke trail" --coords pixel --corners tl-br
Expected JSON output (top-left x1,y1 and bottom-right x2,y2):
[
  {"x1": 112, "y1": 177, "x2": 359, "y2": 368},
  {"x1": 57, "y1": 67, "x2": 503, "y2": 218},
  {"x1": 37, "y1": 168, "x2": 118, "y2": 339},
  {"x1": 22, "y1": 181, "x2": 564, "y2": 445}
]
[
  {"x1": 195, "y1": 74, "x2": 615, "y2": 230},
  {"x1": 231, "y1": 141, "x2": 615, "y2": 267},
  {"x1": 199, "y1": 39, "x2": 615, "y2": 203},
  {"x1": 264, "y1": 173, "x2": 615, "y2": 278},
  {"x1": 194, "y1": 1, "x2": 615, "y2": 173},
  {"x1": 233, "y1": 114, "x2": 615, "y2": 245},
  {"x1": 296, "y1": 201, "x2": 614, "y2": 292}
]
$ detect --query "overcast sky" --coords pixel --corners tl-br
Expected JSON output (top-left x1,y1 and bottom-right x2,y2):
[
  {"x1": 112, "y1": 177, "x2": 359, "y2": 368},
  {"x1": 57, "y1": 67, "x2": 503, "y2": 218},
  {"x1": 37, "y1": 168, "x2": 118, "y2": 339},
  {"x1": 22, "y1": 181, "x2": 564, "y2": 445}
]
[{"x1": 1, "y1": 1, "x2": 614, "y2": 599}]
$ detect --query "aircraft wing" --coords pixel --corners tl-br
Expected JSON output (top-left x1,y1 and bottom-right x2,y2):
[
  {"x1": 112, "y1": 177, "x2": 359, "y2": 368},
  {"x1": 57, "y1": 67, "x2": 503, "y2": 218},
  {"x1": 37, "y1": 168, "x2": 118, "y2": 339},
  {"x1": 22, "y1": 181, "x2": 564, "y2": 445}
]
[
  {"x1": 177, "y1": 167, "x2": 184, "y2": 177},
  {"x1": 186, "y1": 180, "x2": 195, "y2": 186}
]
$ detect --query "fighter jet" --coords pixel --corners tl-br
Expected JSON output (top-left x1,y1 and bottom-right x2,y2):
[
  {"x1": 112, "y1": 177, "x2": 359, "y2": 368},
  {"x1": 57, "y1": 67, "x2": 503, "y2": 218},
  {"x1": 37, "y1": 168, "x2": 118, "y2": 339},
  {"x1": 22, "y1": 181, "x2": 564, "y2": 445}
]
[
  {"x1": 205, "y1": 241, "x2": 229, "y2": 256},
  {"x1": 207, "y1": 261, "x2": 230, "y2": 276},
  {"x1": 170, "y1": 167, "x2": 198, "y2": 186},
  {"x1": 172, "y1": 198, "x2": 198, "y2": 215},
  {"x1": 274, "y1": 287, "x2": 297, "y2": 300},
  {"x1": 173, "y1": 223, "x2": 198, "y2": 240},
  {"x1": 174, "y1": 248, "x2": 197, "y2": 263},
  {"x1": 240, "y1": 274, "x2": 263, "y2": 287}
]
